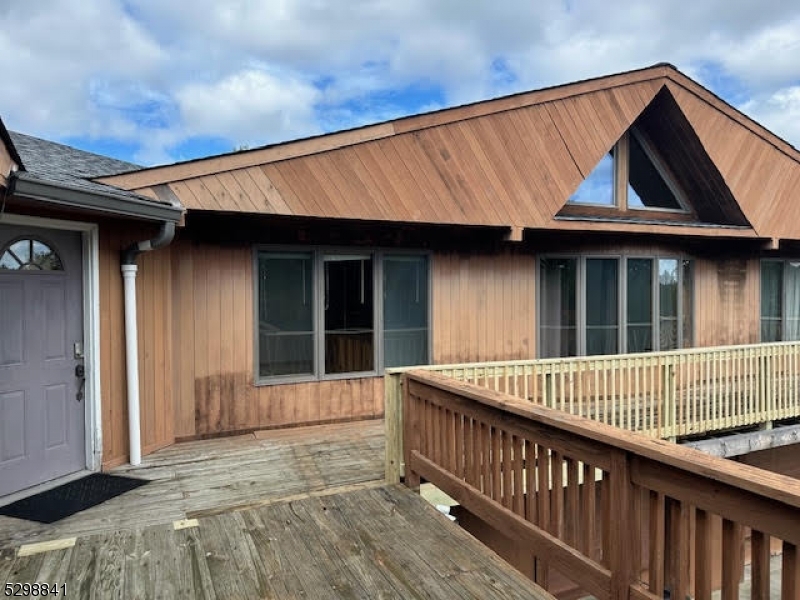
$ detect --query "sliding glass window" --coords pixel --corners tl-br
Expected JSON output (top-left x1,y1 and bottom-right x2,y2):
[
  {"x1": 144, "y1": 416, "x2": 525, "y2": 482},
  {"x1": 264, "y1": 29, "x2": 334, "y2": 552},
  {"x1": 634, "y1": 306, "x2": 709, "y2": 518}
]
[
  {"x1": 257, "y1": 253, "x2": 315, "y2": 378},
  {"x1": 627, "y1": 259, "x2": 653, "y2": 353},
  {"x1": 256, "y1": 250, "x2": 430, "y2": 383},
  {"x1": 658, "y1": 259, "x2": 679, "y2": 350},
  {"x1": 585, "y1": 258, "x2": 619, "y2": 355},
  {"x1": 383, "y1": 255, "x2": 429, "y2": 368},
  {"x1": 324, "y1": 254, "x2": 374, "y2": 374},
  {"x1": 761, "y1": 260, "x2": 800, "y2": 342},
  {"x1": 539, "y1": 258, "x2": 578, "y2": 358},
  {"x1": 539, "y1": 255, "x2": 693, "y2": 358}
]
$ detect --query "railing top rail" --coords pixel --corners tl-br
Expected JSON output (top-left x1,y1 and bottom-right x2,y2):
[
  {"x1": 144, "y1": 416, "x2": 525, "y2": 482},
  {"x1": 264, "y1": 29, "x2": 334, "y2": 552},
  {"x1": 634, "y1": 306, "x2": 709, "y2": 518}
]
[
  {"x1": 386, "y1": 340, "x2": 800, "y2": 375},
  {"x1": 404, "y1": 369, "x2": 800, "y2": 510}
]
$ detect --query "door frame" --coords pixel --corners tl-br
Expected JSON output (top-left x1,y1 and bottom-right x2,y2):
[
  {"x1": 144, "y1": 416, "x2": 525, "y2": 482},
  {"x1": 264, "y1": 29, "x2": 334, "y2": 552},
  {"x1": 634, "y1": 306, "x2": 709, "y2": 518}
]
[{"x1": 0, "y1": 212, "x2": 102, "y2": 472}]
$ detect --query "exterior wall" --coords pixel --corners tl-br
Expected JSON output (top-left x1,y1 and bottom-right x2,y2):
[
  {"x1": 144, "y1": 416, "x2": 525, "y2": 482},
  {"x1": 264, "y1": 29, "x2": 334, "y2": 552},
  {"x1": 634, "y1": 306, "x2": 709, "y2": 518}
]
[
  {"x1": 96, "y1": 229, "x2": 771, "y2": 466},
  {"x1": 169, "y1": 239, "x2": 383, "y2": 441},
  {"x1": 694, "y1": 257, "x2": 760, "y2": 347},
  {"x1": 432, "y1": 251, "x2": 537, "y2": 364},
  {"x1": 530, "y1": 239, "x2": 763, "y2": 351},
  {"x1": 99, "y1": 221, "x2": 175, "y2": 468}
]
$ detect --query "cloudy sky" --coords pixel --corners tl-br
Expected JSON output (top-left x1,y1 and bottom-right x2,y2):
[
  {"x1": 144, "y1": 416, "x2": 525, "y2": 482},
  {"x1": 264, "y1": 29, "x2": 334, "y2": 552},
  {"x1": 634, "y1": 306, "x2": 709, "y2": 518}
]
[{"x1": 2, "y1": 0, "x2": 799, "y2": 166}]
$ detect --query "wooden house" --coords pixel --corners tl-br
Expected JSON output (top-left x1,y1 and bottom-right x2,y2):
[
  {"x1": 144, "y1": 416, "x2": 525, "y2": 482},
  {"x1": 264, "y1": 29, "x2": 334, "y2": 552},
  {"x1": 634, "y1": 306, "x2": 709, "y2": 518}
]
[{"x1": 3, "y1": 62, "x2": 800, "y2": 499}]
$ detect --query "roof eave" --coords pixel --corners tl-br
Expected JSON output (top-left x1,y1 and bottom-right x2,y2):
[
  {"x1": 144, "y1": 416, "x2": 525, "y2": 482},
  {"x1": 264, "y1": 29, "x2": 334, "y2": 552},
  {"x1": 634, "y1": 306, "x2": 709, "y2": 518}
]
[{"x1": 10, "y1": 174, "x2": 184, "y2": 222}]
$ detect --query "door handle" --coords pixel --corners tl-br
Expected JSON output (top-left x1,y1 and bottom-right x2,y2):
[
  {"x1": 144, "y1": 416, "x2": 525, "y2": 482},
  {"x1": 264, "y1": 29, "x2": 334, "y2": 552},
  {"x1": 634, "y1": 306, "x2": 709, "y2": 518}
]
[{"x1": 75, "y1": 364, "x2": 86, "y2": 402}]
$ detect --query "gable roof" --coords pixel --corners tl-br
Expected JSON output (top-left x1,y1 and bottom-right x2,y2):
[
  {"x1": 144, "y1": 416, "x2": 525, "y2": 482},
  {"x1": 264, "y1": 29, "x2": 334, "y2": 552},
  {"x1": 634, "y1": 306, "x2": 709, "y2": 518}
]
[
  {"x1": 95, "y1": 64, "x2": 800, "y2": 241},
  {"x1": 5, "y1": 131, "x2": 183, "y2": 222}
]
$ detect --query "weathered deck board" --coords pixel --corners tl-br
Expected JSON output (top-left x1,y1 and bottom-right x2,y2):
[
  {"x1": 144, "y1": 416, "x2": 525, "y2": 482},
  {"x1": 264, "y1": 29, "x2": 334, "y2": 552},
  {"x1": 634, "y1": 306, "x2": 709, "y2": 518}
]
[
  {"x1": 0, "y1": 420, "x2": 384, "y2": 549},
  {"x1": 1, "y1": 486, "x2": 553, "y2": 599}
]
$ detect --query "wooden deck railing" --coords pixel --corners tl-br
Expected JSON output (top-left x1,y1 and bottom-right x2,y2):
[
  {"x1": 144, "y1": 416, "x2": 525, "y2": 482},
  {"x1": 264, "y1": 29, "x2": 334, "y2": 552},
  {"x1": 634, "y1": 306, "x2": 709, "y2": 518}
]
[
  {"x1": 385, "y1": 341, "x2": 800, "y2": 483},
  {"x1": 403, "y1": 370, "x2": 800, "y2": 600}
]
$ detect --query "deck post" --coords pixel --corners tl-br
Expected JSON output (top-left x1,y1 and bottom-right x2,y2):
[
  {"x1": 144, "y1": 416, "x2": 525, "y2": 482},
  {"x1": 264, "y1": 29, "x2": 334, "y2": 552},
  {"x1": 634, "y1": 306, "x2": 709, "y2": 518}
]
[{"x1": 385, "y1": 372, "x2": 403, "y2": 484}]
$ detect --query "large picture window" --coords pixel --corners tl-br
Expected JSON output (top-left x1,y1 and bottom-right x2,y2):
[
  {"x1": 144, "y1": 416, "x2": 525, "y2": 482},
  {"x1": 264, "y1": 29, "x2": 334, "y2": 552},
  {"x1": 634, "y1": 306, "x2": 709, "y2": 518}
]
[
  {"x1": 256, "y1": 249, "x2": 429, "y2": 382},
  {"x1": 539, "y1": 255, "x2": 694, "y2": 358},
  {"x1": 761, "y1": 260, "x2": 800, "y2": 342}
]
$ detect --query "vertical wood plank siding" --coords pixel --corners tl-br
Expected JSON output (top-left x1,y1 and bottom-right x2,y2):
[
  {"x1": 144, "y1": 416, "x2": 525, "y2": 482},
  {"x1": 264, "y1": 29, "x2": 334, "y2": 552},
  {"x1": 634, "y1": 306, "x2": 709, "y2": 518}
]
[
  {"x1": 100, "y1": 229, "x2": 766, "y2": 468},
  {"x1": 99, "y1": 221, "x2": 175, "y2": 468},
  {"x1": 168, "y1": 241, "x2": 384, "y2": 441},
  {"x1": 432, "y1": 251, "x2": 537, "y2": 364},
  {"x1": 694, "y1": 258, "x2": 760, "y2": 347}
]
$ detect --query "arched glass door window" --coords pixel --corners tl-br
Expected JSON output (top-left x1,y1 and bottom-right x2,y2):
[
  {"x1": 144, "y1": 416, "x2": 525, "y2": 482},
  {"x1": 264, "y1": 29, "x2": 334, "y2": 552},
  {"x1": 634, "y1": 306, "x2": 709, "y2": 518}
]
[{"x1": 0, "y1": 238, "x2": 64, "y2": 271}]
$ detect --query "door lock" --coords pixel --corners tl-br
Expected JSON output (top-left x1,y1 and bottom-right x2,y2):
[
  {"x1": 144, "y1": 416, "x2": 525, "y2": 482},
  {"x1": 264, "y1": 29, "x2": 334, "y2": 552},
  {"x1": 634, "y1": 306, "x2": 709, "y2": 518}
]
[{"x1": 75, "y1": 364, "x2": 86, "y2": 402}]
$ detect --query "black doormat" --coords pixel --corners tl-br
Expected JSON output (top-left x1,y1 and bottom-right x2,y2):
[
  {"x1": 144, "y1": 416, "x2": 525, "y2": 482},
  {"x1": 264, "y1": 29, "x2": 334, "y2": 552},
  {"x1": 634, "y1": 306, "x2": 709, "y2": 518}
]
[{"x1": 0, "y1": 474, "x2": 149, "y2": 524}]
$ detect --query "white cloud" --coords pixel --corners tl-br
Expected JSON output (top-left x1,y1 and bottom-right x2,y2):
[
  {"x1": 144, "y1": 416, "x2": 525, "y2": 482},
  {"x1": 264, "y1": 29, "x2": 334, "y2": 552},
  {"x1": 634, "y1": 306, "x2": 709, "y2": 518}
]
[
  {"x1": 176, "y1": 68, "x2": 321, "y2": 146},
  {"x1": 741, "y1": 86, "x2": 800, "y2": 148},
  {"x1": 2, "y1": 0, "x2": 800, "y2": 164},
  {"x1": 0, "y1": 0, "x2": 163, "y2": 138}
]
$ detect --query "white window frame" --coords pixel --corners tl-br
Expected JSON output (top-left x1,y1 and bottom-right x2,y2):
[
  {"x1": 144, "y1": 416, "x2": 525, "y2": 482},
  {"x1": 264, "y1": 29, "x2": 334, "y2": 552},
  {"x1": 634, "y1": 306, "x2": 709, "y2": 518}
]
[{"x1": 253, "y1": 246, "x2": 432, "y2": 385}]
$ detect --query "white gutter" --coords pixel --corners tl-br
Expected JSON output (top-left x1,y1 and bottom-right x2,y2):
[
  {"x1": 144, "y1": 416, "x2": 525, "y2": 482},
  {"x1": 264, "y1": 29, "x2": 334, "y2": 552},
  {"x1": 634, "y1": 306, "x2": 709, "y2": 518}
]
[{"x1": 121, "y1": 222, "x2": 175, "y2": 465}]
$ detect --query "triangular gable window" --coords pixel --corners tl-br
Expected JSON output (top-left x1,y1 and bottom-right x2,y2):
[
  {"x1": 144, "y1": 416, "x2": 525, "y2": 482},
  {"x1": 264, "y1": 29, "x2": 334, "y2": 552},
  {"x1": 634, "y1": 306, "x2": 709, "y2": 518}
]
[
  {"x1": 568, "y1": 129, "x2": 687, "y2": 212},
  {"x1": 627, "y1": 131, "x2": 684, "y2": 210},
  {"x1": 567, "y1": 152, "x2": 614, "y2": 206}
]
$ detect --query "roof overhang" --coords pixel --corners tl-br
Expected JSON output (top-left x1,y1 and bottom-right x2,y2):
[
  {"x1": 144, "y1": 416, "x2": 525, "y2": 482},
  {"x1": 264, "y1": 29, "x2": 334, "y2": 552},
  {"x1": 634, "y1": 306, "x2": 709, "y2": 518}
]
[{"x1": 9, "y1": 173, "x2": 184, "y2": 223}]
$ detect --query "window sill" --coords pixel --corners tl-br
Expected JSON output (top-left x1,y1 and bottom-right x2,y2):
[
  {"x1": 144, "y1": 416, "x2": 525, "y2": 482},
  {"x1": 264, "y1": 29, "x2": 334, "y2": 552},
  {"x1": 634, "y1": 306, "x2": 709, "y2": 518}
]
[{"x1": 254, "y1": 370, "x2": 381, "y2": 387}]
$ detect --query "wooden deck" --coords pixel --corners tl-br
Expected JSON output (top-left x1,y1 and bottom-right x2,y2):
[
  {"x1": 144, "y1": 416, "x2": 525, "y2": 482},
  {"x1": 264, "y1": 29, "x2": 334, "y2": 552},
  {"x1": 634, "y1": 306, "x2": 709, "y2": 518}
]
[
  {"x1": 0, "y1": 486, "x2": 551, "y2": 599},
  {"x1": 0, "y1": 420, "x2": 385, "y2": 549},
  {"x1": 0, "y1": 419, "x2": 552, "y2": 599}
]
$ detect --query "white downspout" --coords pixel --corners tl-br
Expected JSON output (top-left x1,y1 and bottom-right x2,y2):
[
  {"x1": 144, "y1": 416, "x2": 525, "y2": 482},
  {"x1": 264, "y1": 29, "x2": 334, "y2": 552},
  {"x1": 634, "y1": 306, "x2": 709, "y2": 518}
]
[
  {"x1": 121, "y1": 221, "x2": 175, "y2": 466},
  {"x1": 121, "y1": 264, "x2": 142, "y2": 465}
]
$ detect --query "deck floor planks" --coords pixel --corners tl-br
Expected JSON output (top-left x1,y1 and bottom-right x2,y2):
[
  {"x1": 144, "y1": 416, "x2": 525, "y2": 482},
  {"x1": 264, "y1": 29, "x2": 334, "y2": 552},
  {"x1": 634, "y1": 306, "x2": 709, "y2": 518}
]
[
  {"x1": 86, "y1": 530, "x2": 130, "y2": 600},
  {"x1": 0, "y1": 485, "x2": 553, "y2": 599},
  {"x1": 234, "y1": 509, "x2": 297, "y2": 599},
  {"x1": 0, "y1": 549, "x2": 14, "y2": 584},
  {"x1": 297, "y1": 493, "x2": 402, "y2": 598},
  {"x1": 0, "y1": 420, "x2": 384, "y2": 549}
]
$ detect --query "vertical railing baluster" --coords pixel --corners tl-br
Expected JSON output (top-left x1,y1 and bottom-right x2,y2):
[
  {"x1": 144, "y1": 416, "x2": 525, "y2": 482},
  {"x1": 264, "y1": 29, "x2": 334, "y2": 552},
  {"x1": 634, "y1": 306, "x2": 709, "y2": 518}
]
[
  {"x1": 721, "y1": 519, "x2": 742, "y2": 600},
  {"x1": 751, "y1": 530, "x2": 771, "y2": 600},
  {"x1": 782, "y1": 541, "x2": 800, "y2": 600}
]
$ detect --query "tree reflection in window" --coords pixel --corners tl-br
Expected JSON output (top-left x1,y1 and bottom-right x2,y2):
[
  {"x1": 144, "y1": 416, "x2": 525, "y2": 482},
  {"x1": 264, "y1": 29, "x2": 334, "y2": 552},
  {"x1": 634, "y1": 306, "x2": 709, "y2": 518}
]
[{"x1": 0, "y1": 238, "x2": 64, "y2": 271}]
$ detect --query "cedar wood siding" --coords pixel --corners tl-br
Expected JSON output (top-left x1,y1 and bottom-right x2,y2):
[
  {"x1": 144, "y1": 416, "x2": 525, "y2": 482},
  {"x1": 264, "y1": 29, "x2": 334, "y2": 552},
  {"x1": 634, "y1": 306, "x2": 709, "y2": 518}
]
[
  {"x1": 96, "y1": 235, "x2": 762, "y2": 468},
  {"x1": 99, "y1": 221, "x2": 176, "y2": 468}
]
